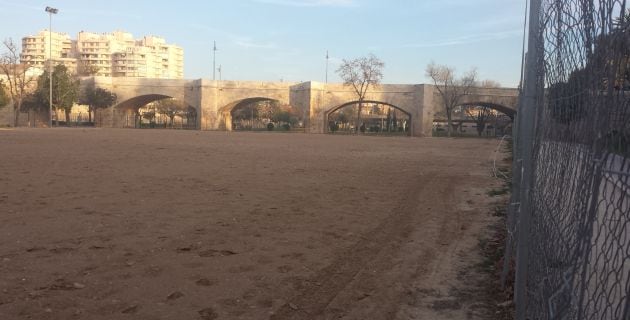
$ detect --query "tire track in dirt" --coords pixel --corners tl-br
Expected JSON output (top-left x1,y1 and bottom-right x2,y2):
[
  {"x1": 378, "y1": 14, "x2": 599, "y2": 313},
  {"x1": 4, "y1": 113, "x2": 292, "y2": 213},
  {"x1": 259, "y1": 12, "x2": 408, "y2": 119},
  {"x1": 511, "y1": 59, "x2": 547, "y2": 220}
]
[{"x1": 271, "y1": 173, "x2": 455, "y2": 320}]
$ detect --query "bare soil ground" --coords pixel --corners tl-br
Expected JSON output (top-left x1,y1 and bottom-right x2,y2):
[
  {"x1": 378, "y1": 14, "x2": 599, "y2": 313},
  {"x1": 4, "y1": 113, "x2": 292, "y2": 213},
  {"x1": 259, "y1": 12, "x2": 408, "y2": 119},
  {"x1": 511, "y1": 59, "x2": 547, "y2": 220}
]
[{"x1": 0, "y1": 128, "x2": 505, "y2": 320}]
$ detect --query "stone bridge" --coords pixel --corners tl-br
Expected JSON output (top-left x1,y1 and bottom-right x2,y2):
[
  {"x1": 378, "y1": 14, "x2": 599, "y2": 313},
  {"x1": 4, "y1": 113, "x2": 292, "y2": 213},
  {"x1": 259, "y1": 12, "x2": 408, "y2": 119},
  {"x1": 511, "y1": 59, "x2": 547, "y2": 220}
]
[{"x1": 84, "y1": 77, "x2": 519, "y2": 136}]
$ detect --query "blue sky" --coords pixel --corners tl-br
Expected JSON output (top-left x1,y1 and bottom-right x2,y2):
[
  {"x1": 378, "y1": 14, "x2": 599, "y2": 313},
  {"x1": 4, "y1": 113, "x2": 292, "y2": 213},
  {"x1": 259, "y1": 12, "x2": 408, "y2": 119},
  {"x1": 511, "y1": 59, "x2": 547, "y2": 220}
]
[{"x1": 0, "y1": 0, "x2": 527, "y2": 86}]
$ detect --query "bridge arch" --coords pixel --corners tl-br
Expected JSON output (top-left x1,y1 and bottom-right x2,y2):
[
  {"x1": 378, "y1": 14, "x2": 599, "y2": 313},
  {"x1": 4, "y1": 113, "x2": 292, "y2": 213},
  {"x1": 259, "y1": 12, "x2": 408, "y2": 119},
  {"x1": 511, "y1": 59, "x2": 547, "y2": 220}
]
[
  {"x1": 432, "y1": 87, "x2": 518, "y2": 117},
  {"x1": 458, "y1": 102, "x2": 517, "y2": 119},
  {"x1": 113, "y1": 94, "x2": 197, "y2": 129},
  {"x1": 114, "y1": 94, "x2": 172, "y2": 111},
  {"x1": 325, "y1": 100, "x2": 412, "y2": 134},
  {"x1": 433, "y1": 101, "x2": 515, "y2": 137},
  {"x1": 218, "y1": 97, "x2": 282, "y2": 131},
  {"x1": 219, "y1": 97, "x2": 278, "y2": 114}
]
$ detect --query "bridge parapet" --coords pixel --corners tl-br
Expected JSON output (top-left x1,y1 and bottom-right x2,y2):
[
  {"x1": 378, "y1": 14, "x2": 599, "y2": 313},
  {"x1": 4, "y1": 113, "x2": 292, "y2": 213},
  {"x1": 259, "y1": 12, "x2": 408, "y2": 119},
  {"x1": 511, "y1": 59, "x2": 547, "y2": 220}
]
[{"x1": 77, "y1": 77, "x2": 518, "y2": 136}]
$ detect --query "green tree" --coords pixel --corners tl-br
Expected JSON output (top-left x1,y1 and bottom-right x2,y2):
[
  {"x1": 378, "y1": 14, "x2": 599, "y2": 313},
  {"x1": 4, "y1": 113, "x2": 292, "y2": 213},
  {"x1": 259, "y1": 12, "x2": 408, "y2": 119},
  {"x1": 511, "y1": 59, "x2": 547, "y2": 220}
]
[
  {"x1": 20, "y1": 92, "x2": 46, "y2": 113},
  {"x1": 329, "y1": 107, "x2": 354, "y2": 131},
  {"x1": 272, "y1": 110, "x2": 290, "y2": 123},
  {"x1": 547, "y1": 10, "x2": 630, "y2": 125},
  {"x1": 271, "y1": 104, "x2": 300, "y2": 127},
  {"x1": 0, "y1": 80, "x2": 9, "y2": 109},
  {"x1": 604, "y1": 9, "x2": 630, "y2": 90},
  {"x1": 426, "y1": 62, "x2": 478, "y2": 137},
  {"x1": 336, "y1": 54, "x2": 384, "y2": 133},
  {"x1": 37, "y1": 65, "x2": 79, "y2": 126},
  {"x1": 78, "y1": 83, "x2": 116, "y2": 123}
]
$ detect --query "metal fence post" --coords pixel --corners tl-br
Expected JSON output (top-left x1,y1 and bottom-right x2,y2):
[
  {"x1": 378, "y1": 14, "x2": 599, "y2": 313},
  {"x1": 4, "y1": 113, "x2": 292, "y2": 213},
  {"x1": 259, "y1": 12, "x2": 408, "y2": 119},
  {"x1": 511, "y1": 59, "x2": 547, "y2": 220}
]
[{"x1": 514, "y1": 0, "x2": 542, "y2": 319}]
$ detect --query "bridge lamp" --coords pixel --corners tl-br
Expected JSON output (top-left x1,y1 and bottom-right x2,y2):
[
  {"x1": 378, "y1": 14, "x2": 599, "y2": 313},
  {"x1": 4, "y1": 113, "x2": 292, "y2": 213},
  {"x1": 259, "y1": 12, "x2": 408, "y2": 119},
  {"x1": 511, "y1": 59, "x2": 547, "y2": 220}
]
[{"x1": 45, "y1": 6, "x2": 58, "y2": 128}]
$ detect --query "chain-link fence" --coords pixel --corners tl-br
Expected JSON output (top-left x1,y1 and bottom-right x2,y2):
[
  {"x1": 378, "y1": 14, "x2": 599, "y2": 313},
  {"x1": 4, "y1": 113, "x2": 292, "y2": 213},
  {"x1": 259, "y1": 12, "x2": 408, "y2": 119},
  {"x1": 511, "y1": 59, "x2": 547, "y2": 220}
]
[{"x1": 506, "y1": 0, "x2": 630, "y2": 319}]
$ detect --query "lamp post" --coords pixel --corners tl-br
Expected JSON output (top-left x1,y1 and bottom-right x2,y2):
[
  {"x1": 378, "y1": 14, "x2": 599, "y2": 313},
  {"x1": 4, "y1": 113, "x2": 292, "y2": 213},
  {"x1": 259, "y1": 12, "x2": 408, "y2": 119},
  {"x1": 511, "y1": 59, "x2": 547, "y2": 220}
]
[
  {"x1": 45, "y1": 6, "x2": 58, "y2": 128},
  {"x1": 212, "y1": 41, "x2": 217, "y2": 80},
  {"x1": 325, "y1": 50, "x2": 329, "y2": 84}
]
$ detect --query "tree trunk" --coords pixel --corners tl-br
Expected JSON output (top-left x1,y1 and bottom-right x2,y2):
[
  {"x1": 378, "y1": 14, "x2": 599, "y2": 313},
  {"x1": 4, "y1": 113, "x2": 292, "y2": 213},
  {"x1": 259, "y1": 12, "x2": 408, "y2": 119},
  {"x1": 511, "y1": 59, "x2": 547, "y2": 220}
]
[
  {"x1": 13, "y1": 105, "x2": 19, "y2": 127},
  {"x1": 65, "y1": 109, "x2": 71, "y2": 126},
  {"x1": 477, "y1": 123, "x2": 485, "y2": 136},
  {"x1": 356, "y1": 100, "x2": 362, "y2": 134},
  {"x1": 446, "y1": 107, "x2": 453, "y2": 137},
  {"x1": 88, "y1": 107, "x2": 93, "y2": 124}
]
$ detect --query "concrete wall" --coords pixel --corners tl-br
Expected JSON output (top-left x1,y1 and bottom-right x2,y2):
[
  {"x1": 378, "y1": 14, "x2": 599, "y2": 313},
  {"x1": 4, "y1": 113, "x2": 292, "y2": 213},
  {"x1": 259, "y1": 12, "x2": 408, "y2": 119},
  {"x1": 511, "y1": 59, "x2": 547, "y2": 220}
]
[
  {"x1": 0, "y1": 104, "x2": 14, "y2": 127},
  {"x1": 0, "y1": 103, "x2": 48, "y2": 128}
]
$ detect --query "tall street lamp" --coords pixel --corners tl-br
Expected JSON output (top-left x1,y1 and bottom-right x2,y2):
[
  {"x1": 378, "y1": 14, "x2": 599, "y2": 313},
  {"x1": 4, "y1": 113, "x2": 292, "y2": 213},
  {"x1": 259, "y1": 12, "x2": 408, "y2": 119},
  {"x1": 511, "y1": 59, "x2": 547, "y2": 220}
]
[
  {"x1": 45, "y1": 6, "x2": 58, "y2": 127},
  {"x1": 212, "y1": 41, "x2": 217, "y2": 80}
]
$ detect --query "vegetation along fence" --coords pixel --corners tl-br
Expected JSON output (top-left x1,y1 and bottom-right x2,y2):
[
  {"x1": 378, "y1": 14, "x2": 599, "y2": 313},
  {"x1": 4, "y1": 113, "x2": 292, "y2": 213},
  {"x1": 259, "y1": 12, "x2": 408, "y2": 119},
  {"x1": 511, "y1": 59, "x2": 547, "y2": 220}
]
[{"x1": 506, "y1": 0, "x2": 630, "y2": 319}]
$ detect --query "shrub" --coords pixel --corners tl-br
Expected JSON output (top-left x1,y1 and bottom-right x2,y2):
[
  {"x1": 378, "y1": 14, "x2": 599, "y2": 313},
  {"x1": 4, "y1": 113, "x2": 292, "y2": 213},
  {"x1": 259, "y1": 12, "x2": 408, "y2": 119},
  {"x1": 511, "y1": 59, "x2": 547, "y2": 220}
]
[{"x1": 329, "y1": 122, "x2": 339, "y2": 133}]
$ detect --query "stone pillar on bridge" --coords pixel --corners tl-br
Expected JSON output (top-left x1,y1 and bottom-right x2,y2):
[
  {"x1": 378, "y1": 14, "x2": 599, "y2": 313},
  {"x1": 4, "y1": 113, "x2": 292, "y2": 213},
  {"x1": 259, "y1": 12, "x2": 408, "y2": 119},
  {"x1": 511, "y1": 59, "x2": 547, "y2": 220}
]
[
  {"x1": 416, "y1": 84, "x2": 436, "y2": 137},
  {"x1": 288, "y1": 82, "x2": 313, "y2": 131},
  {"x1": 197, "y1": 80, "x2": 215, "y2": 131}
]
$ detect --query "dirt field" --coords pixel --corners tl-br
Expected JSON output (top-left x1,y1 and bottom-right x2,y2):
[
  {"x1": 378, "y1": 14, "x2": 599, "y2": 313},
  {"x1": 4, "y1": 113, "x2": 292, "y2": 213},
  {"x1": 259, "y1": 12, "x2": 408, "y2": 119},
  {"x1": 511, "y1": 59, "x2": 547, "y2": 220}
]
[{"x1": 0, "y1": 128, "x2": 505, "y2": 320}]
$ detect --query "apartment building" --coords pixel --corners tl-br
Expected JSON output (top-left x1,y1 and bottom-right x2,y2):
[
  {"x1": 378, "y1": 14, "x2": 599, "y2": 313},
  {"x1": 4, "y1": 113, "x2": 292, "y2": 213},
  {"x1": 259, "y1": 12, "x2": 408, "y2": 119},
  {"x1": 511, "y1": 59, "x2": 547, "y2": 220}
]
[
  {"x1": 20, "y1": 30, "x2": 183, "y2": 79},
  {"x1": 20, "y1": 30, "x2": 77, "y2": 74}
]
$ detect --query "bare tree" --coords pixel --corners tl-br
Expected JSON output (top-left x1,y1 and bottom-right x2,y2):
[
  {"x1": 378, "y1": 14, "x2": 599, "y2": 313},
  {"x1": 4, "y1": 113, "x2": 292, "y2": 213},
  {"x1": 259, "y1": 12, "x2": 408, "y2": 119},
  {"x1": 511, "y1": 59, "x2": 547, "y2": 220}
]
[
  {"x1": 426, "y1": 62, "x2": 477, "y2": 137},
  {"x1": 463, "y1": 80, "x2": 500, "y2": 136},
  {"x1": 0, "y1": 39, "x2": 36, "y2": 127},
  {"x1": 77, "y1": 61, "x2": 100, "y2": 77},
  {"x1": 153, "y1": 98, "x2": 187, "y2": 127},
  {"x1": 256, "y1": 100, "x2": 279, "y2": 122},
  {"x1": 481, "y1": 79, "x2": 501, "y2": 88},
  {"x1": 465, "y1": 106, "x2": 496, "y2": 136},
  {"x1": 337, "y1": 54, "x2": 384, "y2": 133}
]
